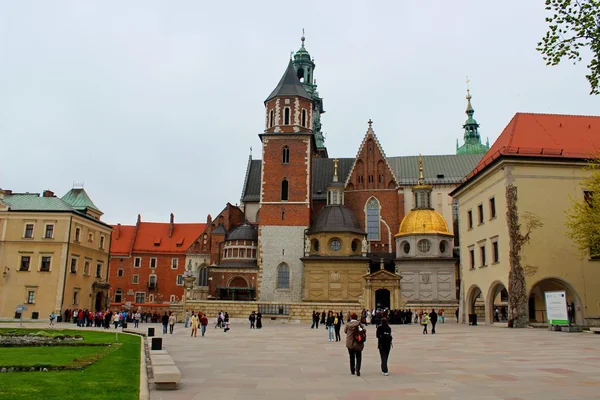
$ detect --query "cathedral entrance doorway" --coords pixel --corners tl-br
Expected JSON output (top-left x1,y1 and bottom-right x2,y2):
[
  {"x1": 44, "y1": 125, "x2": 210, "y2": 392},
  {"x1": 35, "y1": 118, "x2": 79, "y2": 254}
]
[
  {"x1": 95, "y1": 292, "x2": 103, "y2": 312},
  {"x1": 375, "y1": 289, "x2": 390, "y2": 310}
]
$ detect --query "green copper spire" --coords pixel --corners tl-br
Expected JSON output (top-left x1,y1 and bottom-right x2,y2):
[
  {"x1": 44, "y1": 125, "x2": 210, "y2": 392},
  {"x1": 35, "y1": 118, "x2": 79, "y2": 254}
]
[
  {"x1": 456, "y1": 86, "x2": 489, "y2": 155},
  {"x1": 292, "y1": 31, "x2": 326, "y2": 152}
]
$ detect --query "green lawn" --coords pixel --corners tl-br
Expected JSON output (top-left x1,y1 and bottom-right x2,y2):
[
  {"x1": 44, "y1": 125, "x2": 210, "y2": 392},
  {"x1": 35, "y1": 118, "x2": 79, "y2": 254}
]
[
  {"x1": 0, "y1": 346, "x2": 110, "y2": 368},
  {"x1": 0, "y1": 329, "x2": 140, "y2": 400}
]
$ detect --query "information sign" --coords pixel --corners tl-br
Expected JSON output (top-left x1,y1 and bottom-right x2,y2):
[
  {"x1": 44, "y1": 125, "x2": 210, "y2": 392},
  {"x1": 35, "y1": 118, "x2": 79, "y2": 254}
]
[{"x1": 545, "y1": 291, "x2": 569, "y2": 325}]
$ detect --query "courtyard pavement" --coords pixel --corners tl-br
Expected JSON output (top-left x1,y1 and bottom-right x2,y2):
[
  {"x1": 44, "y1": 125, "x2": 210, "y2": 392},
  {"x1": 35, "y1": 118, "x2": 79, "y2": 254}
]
[{"x1": 143, "y1": 321, "x2": 600, "y2": 400}]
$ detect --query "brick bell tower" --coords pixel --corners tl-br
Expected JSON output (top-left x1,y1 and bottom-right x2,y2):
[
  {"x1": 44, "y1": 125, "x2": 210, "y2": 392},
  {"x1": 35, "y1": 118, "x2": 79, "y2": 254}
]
[{"x1": 257, "y1": 40, "x2": 320, "y2": 302}]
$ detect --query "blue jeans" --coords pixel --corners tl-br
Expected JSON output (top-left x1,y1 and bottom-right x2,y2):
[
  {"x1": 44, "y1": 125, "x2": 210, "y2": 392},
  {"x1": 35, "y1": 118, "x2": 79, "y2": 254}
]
[
  {"x1": 201, "y1": 325, "x2": 207, "y2": 336},
  {"x1": 185, "y1": 317, "x2": 189, "y2": 328},
  {"x1": 163, "y1": 324, "x2": 167, "y2": 334},
  {"x1": 328, "y1": 326, "x2": 334, "y2": 341}
]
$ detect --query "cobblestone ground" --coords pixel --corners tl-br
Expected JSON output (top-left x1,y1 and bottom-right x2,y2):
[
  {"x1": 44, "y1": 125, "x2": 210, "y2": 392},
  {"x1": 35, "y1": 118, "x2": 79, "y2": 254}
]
[{"x1": 144, "y1": 321, "x2": 600, "y2": 400}]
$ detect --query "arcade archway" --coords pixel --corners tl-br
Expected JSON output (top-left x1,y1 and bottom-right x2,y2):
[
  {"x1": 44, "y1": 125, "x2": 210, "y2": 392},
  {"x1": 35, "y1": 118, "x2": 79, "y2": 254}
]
[
  {"x1": 528, "y1": 277, "x2": 583, "y2": 325},
  {"x1": 486, "y1": 281, "x2": 508, "y2": 324},
  {"x1": 465, "y1": 285, "x2": 484, "y2": 324}
]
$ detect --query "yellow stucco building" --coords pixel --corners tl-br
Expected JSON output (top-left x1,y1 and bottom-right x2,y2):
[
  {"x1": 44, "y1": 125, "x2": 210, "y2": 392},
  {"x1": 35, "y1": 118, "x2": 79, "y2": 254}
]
[
  {"x1": 0, "y1": 188, "x2": 112, "y2": 320},
  {"x1": 452, "y1": 113, "x2": 600, "y2": 326}
]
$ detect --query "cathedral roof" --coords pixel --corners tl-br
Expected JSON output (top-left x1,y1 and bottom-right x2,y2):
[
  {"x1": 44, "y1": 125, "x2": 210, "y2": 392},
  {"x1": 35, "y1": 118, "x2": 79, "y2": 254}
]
[
  {"x1": 309, "y1": 204, "x2": 365, "y2": 235},
  {"x1": 396, "y1": 209, "x2": 452, "y2": 237},
  {"x1": 265, "y1": 60, "x2": 313, "y2": 103},
  {"x1": 240, "y1": 154, "x2": 483, "y2": 203},
  {"x1": 225, "y1": 222, "x2": 258, "y2": 241}
]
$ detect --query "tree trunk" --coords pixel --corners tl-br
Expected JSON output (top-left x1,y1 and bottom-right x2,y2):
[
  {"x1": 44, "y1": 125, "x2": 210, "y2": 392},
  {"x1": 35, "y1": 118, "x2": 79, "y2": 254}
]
[{"x1": 506, "y1": 185, "x2": 529, "y2": 328}]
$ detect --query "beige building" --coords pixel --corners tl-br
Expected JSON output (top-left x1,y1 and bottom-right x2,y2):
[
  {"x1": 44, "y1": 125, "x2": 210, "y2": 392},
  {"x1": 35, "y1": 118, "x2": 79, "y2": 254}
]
[
  {"x1": 0, "y1": 188, "x2": 112, "y2": 320},
  {"x1": 452, "y1": 113, "x2": 600, "y2": 326}
]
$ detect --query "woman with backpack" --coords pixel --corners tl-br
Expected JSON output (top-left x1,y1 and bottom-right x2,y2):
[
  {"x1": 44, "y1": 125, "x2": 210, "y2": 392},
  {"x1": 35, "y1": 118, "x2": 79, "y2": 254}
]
[
  {"x1": 376, "y1": 318, "x2": 392, "y2": 376},
  {"x1": 344, "y1": 312, "x2": 366, "y2": 376}
]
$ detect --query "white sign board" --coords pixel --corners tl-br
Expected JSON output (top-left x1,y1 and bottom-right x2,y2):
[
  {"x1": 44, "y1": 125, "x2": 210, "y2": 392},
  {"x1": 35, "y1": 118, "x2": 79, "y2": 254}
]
[{"x1": 545, "y1": 291, "x2": 569, "y2": 325}]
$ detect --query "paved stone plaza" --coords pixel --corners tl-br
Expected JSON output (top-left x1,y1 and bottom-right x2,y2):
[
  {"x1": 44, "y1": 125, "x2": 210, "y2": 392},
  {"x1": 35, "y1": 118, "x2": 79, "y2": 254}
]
[{"x1": 147, "y1": 321, "x2": 600, "y2": 400}]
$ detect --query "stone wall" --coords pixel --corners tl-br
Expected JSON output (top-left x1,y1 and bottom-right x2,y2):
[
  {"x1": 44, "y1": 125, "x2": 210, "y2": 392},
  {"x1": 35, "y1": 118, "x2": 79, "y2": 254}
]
[{"x1": 258, "y1": 226, "x2": 306, "y2": 303}]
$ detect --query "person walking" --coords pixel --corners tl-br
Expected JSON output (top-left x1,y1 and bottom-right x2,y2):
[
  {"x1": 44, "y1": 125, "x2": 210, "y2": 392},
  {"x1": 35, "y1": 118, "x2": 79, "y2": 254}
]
[
  {"x1": 184, "y1": 310, "x2": 190, "y2": 328},
  {"x1": 190, "y1": 312, "x2": 199, "y2": 337},
  {"x1": 256, "y1": 312, "x2": 263, "y2": 329},
  {"x1": 376, "y1": 318, "x2": 393, "y2": 376},
  {"x1": 113, "y1": 312, "x2": 120, "y2": 329},
  {"x1": 134, "y1": 311, "x2": 141, "y2": 328},
  {"x1": 455, "y1": 308, "x2": 459, "y2": 323},
  {"x1": 249, "y1": 311, "x2": 256, "y2": 329},
  {"x1": 49, "y1": 311, "x2": 56, "y2": 328},
  {"x1": 429, "y1": 309, "x2": 438, "y2": 334},
  {"x1": 334, "y1": 312, "x2": 343, "y2": 342},
  {"x1": 344, "y1": 313, "x2": 365, "y2": 376},
  {"x1": 200, "y1": 313, "x2": 209, "y2": 337},
  {"x1": 422, "y1": 312, "x2": 430, "y2": 334},
  {"x1": 311, "y1": 311, "x2": 318, "y2": 329},
  {"x1": 326, "y1": 311, "x2": 335, "y2": 342},
  {"x1": 168, "y1": 312, "x2": 176, "y2": 334},
  {"x1": 161, "y1": 312, "x2": 169, "y2": 334},
  {"x1": 320, "y1": 310, "x2": 326, "y2": 328}
]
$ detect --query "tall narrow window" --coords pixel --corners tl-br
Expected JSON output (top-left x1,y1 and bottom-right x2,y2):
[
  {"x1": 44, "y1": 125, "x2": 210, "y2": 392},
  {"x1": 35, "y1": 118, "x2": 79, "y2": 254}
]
[
  {"x1": 269, "y1": 110, "x2": 275, "y2": 128},
  {"x1": 467, "y1": 210, "x2": 473, "y2": 229},
  {"x1": 24, "y1": 224, "x2": 34, "y2": 238},
  {"x1": 478, "y1": 204, "x2": 484, "y2": 224},
  {"x1": 282, "y1": 146, "x2": 290, "y2": 164},
  {"x1": 366, "y1": 198, "x2": 380, "y2": 241},
  {"x1": 281, "y1": 179, "x2": 289, "y2": 201},
  {"x1": 277, "y1": 263, "x2": 290, "y2": 289},
  {"x1": 44, "y1": 224, "x2": 54, "y2": 239},
  {"x1": 284, "y1": 108, "x2": 290, "y2": 125},
  {"x1": 489, "y1": 197, "x2": 496, "y2": 219},
  {"x1": 301, "y1": 109, "x2": 307, "y2": 127},
  {"x1": 199, "y1": 266, "x2": 208, "y2": 286}
]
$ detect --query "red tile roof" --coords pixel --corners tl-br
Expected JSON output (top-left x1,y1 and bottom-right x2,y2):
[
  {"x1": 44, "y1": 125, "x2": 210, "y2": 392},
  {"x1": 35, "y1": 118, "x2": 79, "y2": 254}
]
[
  {"x1": 467, "y1": 113, "x2": 600, "y2": 180},
  {"x1": 110, "y1": 225, "x2": 136, "y2": 256},
  {"x1": 110, "y1": 221, "x2": 206, "y2": 255}
]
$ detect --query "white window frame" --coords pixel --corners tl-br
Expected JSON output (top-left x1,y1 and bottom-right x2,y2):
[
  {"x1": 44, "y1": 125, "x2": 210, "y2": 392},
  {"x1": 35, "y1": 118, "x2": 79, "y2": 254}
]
[
  {"x1": 44, "y1": 223, "x2": 54, "y2": 239},
  {"x1": 20, "y1": 255, "x2": 32, "y2": 272},
  {"x1": 26, "y1": 288, "x2": 37, "y2": 304},
  {"x1": 171, "y1": 258, "x2": 178, "y2": 269},
  {"x1": 134, "y1": 257, "x2": 141, "y2": 268},
  {"x1": 83, "y1": 259, "x2": 91, "y2": 276},
  {"x1": 491, "y1": 236, "x2": 500, "y2": 264},
  {"x1": 176, "y1": 274, "x2": 184, "y2": 286},
  {"x1": 70, "y1": 257, "x2": 78, "y2": 274},
  {"x1": 39, "y1": 255, "x2": 52, "y2": 272},
  {"x1": 134, "y1": 292, "x2": 145, "y2": 304},
  {"x1": 169, "y1": 294, "x2": 176, "y2": 303},
  {"x1": 73, "y1": 289, "x2": 80, "y2": 305},
  {"x1": 149, "y1": 258, "x2": 157, "y2": 269},
  {"x1": 132, "y1": 274, "x2": 139, "y2": 284},
  {"x1": 96, "y1": 262, "x2": 103, "y2": 278},
  {"x1": 74, "y1": 227, "x2": 81, "y2": 242},
  {"x1": 114, "y1": 289, "x2": 122, "y2": 303},
  {"x1": 148, "y1": 294, "x2": 155, "y2": 303},
  {"x1": 23, "y1": 223, "x2": 35, "y2": 239},
  {"x1": 99, "y1": 235, "x2": 105, "y2": 250},
  {"x1": 88, "y1": 231, "x2": 94, "y2": 242},
  {"x1": 117, "y1": 268, "x2": 124, "y2": 277}
]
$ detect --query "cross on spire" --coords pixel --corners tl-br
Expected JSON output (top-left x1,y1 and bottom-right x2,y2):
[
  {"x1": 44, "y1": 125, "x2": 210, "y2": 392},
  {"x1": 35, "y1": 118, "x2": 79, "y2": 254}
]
[{"x1": 368, "y1": 119, "x2": 373, "y2": 128}]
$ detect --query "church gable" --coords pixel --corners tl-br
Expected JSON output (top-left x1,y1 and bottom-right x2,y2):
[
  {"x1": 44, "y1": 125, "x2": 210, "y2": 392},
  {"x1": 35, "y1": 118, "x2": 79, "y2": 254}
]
[{"x1": 345, "y1": 122, "x2": 399, "y2": 191}]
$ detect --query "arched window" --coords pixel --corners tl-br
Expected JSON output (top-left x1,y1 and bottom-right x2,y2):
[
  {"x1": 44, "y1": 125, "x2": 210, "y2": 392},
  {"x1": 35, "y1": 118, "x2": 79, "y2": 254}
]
[
  {"x1": 282, "y1": 146, "x2": 290, "y2": 164},
  {"x1": 269, "y1": 110, "x2": 275, "y2": 128},
  {"x1": 198, "y1": 266, "x2": 208, "y2": 286},
  {"x1": 281, "y1": 179, "x2": 289, "y2": 201},
  {"x1": 301, "y1": 109, "x2": 307, "y2": 127},
  {"x1": 277, "y1": 263, "x2": 290, "y2": 289},
  {"x1": 284, "y1": 108, "x2": 290, "y2": 125},
  {"x1": 366, "y1": 198, "x2": 380, "y2": 241}
]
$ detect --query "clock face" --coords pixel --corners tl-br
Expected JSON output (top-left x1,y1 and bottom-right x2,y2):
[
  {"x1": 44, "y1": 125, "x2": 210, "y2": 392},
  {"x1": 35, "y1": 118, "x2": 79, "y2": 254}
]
[{"x1": 330, "y1": 239, "x2": 341, "y2": 251}]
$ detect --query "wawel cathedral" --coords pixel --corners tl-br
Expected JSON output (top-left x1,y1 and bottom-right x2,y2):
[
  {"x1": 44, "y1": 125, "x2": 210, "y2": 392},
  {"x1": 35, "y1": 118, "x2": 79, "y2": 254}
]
[
  {"x1": 183, "y1": 35, "x2": 489, "y2": 311},
  {"x1": 122, "y1": 36, "x2": 489, "y2": 312}
]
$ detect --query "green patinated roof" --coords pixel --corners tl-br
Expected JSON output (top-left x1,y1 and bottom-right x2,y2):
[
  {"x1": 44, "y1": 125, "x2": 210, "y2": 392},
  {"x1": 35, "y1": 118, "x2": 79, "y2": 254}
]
[
  {"x1": 1, "y1": 193, "x2": 75, "y2": 211},
  {"x1": 61, "y1": 188, "x2": 100, "y2": 211},
  {"x1": 457, "y1": 142, "x2": 490, "y2": 155},
  {"x1": 456, "y1": 90, "x2": 489, "y2": 155}
]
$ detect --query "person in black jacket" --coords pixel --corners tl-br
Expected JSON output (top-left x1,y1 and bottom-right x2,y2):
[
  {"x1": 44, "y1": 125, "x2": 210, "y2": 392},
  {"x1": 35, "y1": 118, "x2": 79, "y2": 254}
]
[
  {"x1": 429, "y1": 309, "x2": 438, "y2": 334},
  {"x1": 376, "y1": 318, "x2": 393, "y2": 376},
  {"x1": 334, "y1": 312, "x2": 343, "y2": 342},
  {"x1": 320, "y1": 310, "x2": 326, "y2": 328}
]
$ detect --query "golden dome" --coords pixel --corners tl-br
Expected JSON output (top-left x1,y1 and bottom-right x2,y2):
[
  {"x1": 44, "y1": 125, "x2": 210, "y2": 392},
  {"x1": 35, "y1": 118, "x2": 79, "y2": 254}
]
[{"x1": 396, "y1": 209, "x2": 452, "y2": 237}]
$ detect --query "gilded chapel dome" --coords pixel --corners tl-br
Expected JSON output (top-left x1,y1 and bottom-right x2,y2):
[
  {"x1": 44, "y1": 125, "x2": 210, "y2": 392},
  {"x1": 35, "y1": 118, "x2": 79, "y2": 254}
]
[{"x1": 396, "y1": 209, "x2": 452, "y2": 237}]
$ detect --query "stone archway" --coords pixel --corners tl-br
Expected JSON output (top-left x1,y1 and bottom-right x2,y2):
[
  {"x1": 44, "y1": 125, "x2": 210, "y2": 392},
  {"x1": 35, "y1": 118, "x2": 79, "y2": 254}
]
[
  {"x1": 466, "y1": 285, "x2": 484, "y2": 324},
  {"x1": 486, "y1": 281, "x2": 508, "y2": 324},
  {"x1": 528, "y1": 277, "x2": 584, "y2": 326},
  {"x1": 228, "y1": 276, "x2": 248, "y2": 288}
]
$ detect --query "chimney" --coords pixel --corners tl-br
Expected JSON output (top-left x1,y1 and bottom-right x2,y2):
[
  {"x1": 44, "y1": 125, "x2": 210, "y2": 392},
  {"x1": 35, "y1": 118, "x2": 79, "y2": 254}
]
[
  {"x1": 169, "y1": 213, "x2": 174, "y2": 238},
  {"x1": 116, "y1": 223, "x2": 121, "y2": 240},
  {"x1": 43, "y1": 190, "x2": 55, "y2": 198}
]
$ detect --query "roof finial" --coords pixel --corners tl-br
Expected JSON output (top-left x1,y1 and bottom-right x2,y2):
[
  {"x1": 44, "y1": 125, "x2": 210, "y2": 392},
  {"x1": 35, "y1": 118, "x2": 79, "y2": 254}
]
[
  {"x1": 368, "y1": 119, "x2": 373, "y2": 128},
  {"x1": 333, "y1": 158, "x2": 339, "y2": 182},
  {"x1": 466, "y1": 75, "x2": 471, "y2": 99},
  {"x1": 418, "y1": 154, "x2": 424, "y2": 183},
  {"x1": 301, "y1": 28, "x2": 305, "y2": 47}
]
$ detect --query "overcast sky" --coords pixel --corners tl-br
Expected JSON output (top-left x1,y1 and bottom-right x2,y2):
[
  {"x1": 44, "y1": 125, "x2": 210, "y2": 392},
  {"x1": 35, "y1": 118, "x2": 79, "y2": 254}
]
[{"x1": 2, "y1": 1, "x2": 599, "y2": 225}]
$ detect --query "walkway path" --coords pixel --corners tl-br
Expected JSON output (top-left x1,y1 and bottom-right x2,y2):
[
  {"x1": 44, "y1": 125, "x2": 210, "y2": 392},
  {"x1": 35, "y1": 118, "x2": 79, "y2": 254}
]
[{"x1": 144, "y1": 321, "x2": 600, "y2": 400}]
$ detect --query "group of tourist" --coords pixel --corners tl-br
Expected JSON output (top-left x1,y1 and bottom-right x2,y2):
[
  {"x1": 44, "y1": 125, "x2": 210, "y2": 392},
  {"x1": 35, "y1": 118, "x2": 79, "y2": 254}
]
[
  {"x1": 343, "y1": 312, "x2": 393, "y2": 376},
  {"x1": 248, "y1": 311, "x2": 263, "y2": 329}
]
